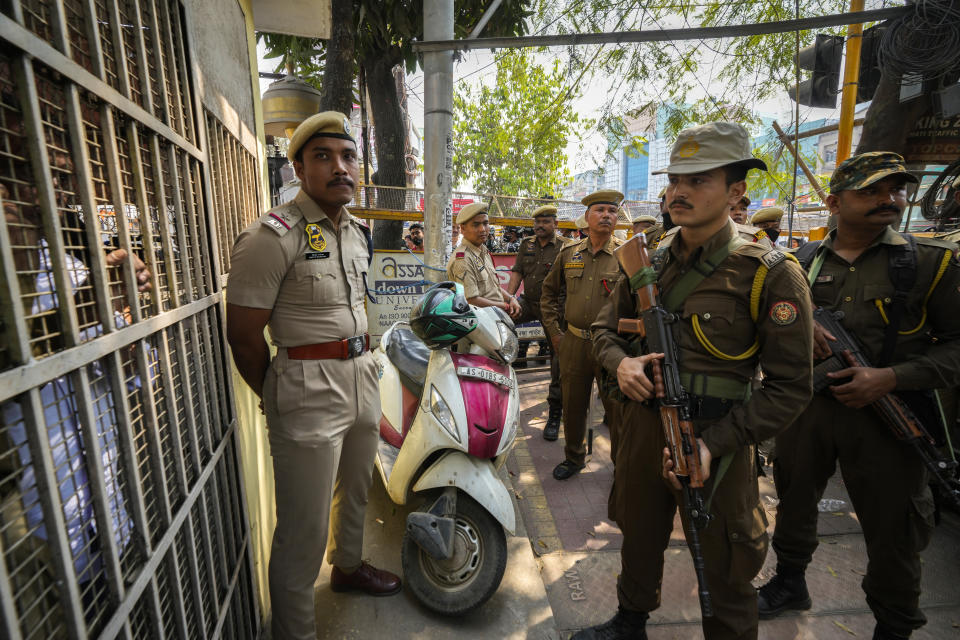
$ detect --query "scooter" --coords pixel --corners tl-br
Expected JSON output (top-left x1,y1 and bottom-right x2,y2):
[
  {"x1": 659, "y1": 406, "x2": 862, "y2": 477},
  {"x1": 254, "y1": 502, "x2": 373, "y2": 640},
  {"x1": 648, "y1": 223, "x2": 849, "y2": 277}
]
[{"x1": 372, "y1": 282, "x2": 520, "y2": 615}]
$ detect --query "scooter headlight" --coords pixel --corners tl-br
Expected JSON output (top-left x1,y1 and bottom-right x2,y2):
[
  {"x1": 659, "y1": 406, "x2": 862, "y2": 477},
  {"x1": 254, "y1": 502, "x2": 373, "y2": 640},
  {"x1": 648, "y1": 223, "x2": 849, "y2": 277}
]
[
  {"x1": 429, "y1": 385, "x2": 460, "y2": 443},
  {"x1": 497, "y1": 322, "x2": 519, "y2": 364}
]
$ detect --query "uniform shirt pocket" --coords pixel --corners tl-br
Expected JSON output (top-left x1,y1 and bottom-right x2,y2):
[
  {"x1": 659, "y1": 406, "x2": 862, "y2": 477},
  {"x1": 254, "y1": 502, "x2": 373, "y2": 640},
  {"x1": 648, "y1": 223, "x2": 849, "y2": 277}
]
[
  {"x1": 350, "y1": 256, "x2": 369, "y2": 304},
  {"x1": 294, "y1": 259, "x2": 343, "y2": 304},
  {"x1": 600, "y1": 271, "x2": 620, "y2": 297},
  {"x1": 565, "y1": 266, "x2": 584, "y2": 294},
  {"x1": 681, "y1": 295, "x2": 753, "y2": 357}
]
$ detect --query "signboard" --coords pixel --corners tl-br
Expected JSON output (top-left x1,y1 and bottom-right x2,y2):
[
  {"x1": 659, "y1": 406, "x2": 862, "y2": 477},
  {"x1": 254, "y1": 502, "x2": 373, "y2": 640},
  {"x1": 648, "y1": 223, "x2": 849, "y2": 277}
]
[
  {"x1": 903, "y1": 113, "x2": 960, "y2": 163},
  {"x1": 367, "y1": 250, "x2": 544, "y2": 346},
  {"x1": 762, "y1": 198, "x2": 777, "y2": 207}
]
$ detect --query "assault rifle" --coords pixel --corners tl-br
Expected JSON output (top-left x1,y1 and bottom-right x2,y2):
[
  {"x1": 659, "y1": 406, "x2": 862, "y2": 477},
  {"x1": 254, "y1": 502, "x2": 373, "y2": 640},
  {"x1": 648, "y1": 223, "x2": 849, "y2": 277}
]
[
  {"x1": 813, "y1": 308, "x2": 960, "y2": 510},
  {"x1": 615, "y1": 234, "x2": 713, "y2": 618}
]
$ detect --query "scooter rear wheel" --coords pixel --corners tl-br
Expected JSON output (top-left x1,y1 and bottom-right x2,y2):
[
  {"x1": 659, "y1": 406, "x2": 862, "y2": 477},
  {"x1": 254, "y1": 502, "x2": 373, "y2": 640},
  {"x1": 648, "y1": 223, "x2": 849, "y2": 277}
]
[{"x1": 402, "y1": 492, "x2": 507, "y2": 615}]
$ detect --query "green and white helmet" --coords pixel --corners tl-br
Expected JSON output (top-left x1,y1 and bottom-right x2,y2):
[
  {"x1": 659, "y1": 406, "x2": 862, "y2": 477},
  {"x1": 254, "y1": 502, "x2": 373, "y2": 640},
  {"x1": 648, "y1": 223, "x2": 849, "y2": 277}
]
[{"x1": 410, "y1": 281, "x2": 478, "y2": 349}]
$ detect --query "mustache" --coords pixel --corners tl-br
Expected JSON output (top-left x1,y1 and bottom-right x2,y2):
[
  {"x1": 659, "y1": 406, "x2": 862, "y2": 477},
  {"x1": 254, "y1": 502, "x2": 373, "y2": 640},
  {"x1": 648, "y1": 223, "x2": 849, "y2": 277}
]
[
  {"x1": 328, "y1": 177, "x2": 354, "y2": 188},
  {"x1": 865, "y1": 205, "x2": 901, "y2": 216},
  {"x1": 669, "y1": 200, "x2": 692, "y2": 209}
]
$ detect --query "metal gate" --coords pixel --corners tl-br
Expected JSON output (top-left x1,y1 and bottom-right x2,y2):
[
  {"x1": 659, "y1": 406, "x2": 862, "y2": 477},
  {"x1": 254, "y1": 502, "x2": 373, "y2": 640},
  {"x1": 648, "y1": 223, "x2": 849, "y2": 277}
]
[{"x1": 0, "y1": 1, "x2": 260, "y2": 637}]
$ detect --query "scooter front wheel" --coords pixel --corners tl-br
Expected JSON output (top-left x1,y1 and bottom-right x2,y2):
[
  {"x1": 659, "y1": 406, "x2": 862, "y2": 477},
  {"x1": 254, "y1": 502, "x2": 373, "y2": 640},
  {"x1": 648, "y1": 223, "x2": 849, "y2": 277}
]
[{"x1": 402, "y1": 492, "x2": 507, "y2": 615}]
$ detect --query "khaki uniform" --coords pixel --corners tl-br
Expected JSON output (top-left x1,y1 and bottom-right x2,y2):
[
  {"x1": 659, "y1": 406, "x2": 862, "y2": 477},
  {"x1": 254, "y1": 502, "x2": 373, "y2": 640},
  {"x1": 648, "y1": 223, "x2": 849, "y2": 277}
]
[
  {"x1": 771, "y1": 227, "x2": 960, "y2": 636},
  {"x1": 512, "y1": 234, "x2": 567, "y2": 408},
  {"x1": 446, "y1": 238, "x2": 506, "y2": 302},
  {"x1": 541, "y1": 235, "x2": 623, "y2": 466},
  {"x1": 227, "y1": 189, "x2": 379, "y2": 640},
  {"x1": 592, "y1": 219, "x2": 814, "y2": 639}
]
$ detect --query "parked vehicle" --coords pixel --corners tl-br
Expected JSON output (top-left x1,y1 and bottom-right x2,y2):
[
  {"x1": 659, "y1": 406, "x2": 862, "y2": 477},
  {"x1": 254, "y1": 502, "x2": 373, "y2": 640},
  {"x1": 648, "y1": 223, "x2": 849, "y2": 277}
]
[{"x1": 372, "y1": 281, "x2": 520, "y2": 615}]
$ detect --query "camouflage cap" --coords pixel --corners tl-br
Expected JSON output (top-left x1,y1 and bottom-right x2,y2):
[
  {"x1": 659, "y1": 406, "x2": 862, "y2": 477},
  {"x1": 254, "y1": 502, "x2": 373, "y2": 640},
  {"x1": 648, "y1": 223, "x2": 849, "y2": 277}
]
[
  {"x1": 652, "y1": 121, "x2": 767, "y2": 175},
  {"x1": 829, "y1": 151, "x2": 919, "y2": 193}
]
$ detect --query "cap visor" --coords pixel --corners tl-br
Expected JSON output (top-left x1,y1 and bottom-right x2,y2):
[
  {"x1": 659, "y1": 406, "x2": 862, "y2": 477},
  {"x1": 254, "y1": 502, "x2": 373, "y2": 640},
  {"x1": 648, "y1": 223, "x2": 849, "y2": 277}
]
[{"x1": 652, "y1": 157, "x2": 767, "y2": 175}]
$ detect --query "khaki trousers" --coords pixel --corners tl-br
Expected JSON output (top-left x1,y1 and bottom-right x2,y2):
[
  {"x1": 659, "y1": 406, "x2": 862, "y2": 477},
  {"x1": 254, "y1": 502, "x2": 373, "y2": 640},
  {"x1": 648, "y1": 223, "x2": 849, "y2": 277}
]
[
  {"x1": 263, "y1": 349, "x2": 380, "y2": 640},
  {"x1": 771, "y1": 394, "x2": 934, "y2": 635},
  {"x1": 558, "y1": 332, "x2": 617, "y2": 466},
  {"x1": 613, "y1": 402, "x2": 768, "y2": 640},
  {"x1": 516, "y1": 297, "x2": 561, "y2": 411}
]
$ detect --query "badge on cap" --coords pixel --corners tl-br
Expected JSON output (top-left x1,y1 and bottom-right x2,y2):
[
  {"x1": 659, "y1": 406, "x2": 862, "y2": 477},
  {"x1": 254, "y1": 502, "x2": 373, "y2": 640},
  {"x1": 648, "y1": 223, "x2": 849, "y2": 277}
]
[
  {"x1": 770, "y1": 301, "x2": 798, "y2": 326},
  {"x1": 306, "y1": 223, "x2": 326, "y2": 251},
  {"x1": 343, "y1": 117, "x2": 351, "y2": 135},
  {"x1": 677, "y1": 141, "x2": 700, "y2": 158}
]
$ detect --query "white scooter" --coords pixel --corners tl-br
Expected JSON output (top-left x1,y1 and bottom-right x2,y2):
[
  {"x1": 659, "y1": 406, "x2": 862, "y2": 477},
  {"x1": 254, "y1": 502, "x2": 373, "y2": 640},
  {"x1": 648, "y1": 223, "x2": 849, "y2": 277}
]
[{"x1": 372, "y1": 282, "x2": 520, "y2": 615}]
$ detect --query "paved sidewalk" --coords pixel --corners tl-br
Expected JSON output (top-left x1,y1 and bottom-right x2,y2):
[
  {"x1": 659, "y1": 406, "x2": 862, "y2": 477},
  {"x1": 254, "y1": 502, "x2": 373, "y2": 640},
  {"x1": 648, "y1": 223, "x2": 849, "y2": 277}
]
[{"x1": 508, "y1": 369, "x2": 960, "y2": 640}]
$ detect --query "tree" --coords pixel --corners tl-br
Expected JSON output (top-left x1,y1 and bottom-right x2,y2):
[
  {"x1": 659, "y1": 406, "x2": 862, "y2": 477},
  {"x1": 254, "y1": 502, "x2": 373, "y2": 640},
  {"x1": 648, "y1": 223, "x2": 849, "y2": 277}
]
[{"x1": 453, "y1": 50, "x2": 590, "y2": 197}]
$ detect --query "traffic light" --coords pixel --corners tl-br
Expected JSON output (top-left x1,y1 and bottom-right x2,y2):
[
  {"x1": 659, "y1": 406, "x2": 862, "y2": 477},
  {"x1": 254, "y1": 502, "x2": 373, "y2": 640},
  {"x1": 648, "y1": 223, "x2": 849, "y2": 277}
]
[
  {"x1": 856, "y1": 24, "x2": 886, "y2": 103},
  {"x1": 790, "y1": 34, "x2": 844, "y2": 108}
]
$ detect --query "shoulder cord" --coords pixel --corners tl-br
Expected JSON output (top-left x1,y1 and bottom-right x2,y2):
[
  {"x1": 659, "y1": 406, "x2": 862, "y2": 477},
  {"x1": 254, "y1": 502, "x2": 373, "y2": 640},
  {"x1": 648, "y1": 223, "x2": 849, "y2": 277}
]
[
  {"x1": 690, "y1": 252, "x2": 798, "y2": 361},
  {"x1": 872, "y1": 248, "x2": 952, "y2": 335}
]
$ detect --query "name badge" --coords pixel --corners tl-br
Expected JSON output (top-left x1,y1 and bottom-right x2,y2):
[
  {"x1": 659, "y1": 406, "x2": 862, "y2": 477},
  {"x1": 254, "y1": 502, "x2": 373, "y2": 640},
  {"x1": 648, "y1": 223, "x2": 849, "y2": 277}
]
[
  {"x1": 305, "y1": 252, "x2": 330, "y2": 260},
  {"x1": 814, "y1": 274, "x2": 834, "y2": 284}
]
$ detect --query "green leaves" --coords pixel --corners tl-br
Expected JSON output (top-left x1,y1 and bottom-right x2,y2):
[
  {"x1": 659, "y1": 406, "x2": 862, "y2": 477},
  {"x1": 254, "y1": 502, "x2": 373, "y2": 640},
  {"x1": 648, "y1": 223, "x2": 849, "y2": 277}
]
[{"x1": 453, "y1": 49, "x2": 591, "y2": 197}]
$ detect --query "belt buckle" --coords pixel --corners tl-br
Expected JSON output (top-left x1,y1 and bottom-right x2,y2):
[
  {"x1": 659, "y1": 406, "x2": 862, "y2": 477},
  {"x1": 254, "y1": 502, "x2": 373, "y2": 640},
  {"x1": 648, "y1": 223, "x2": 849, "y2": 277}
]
[{"x1": 346, "y1": 335, "x2": 365, "y2": 358}]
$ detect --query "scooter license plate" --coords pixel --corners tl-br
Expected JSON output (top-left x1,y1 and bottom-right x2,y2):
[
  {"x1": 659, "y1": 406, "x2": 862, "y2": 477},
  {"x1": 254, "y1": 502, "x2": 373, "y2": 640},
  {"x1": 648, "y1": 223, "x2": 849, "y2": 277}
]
[{"x1": 456, "y1": 366, "x2": 514, "y2": 389}]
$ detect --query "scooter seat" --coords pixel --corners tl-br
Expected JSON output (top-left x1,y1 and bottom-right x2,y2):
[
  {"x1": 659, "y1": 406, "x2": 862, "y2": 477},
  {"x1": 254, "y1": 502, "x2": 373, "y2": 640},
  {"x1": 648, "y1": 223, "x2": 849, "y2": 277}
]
[{"x1": 385, "y1": 327, "x2": 431, "y2": 399}]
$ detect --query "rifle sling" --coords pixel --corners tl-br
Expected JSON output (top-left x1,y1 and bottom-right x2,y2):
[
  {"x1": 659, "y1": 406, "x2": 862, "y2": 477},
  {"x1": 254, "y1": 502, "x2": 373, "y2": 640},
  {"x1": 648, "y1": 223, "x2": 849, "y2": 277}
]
[{"x1": 662, "y1": 234, "x2": 745, "y2": 313}]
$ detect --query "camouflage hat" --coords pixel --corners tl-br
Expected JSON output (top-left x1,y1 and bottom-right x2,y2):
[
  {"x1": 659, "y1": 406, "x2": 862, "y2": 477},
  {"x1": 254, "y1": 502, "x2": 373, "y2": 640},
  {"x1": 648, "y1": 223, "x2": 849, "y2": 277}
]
[
  {"x1": 653, "y1": 122, "x2": 767, "y2": 175},
  {"x1": 532, "y1": 205, "x2": 558, "y2": 218},
  {"x1": 287, "y1": 111, "x2": 355, "y2": 161},
  {"x1": 750, "y1": 207, "x2": 784, "y2": 224},
  {"x1": 829, "y1": 151, "x2": 919, "y2": 193},
  {"x1": 633, "y1": 215, "x2": 657, "y2": 225}
]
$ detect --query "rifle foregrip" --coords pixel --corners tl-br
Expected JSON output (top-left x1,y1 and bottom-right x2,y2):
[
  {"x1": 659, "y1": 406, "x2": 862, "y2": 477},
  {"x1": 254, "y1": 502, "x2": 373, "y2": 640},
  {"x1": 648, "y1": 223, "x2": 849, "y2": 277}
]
[{"x1": 618, "y1": 318, "x2": 645, "y2": 336}]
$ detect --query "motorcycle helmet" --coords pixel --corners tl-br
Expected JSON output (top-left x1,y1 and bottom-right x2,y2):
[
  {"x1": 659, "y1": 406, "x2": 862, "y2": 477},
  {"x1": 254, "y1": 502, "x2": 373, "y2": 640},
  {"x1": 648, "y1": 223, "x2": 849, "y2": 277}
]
[{"x1": 410, "y1": 281, "x2": 478, "y2": 349}]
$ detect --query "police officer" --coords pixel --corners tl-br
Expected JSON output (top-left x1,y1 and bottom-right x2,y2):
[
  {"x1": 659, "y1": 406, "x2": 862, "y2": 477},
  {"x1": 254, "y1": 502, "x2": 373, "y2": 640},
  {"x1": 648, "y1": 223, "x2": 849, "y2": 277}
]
[
  {"x1": 447, "y1": 202, "x2": 522, "y2": 316},
  {"x1": 757, "y1": 152, "x2": 960, "y2": 640},
  {"x1": 582, "y1": 122, "x2": 814, "y2": 640},
  {"x1": 507, "y1": 205, "x2": 568, "y2": 439},
  {"x1": 632, "y1": 215, "x2": 657, "y2": 235},
  {"x1": 750, "y1": 206, "x2": 784, "y2": 244},
  {"x1": 729, "y1": 194, "x2": 751, "y2": 224},
  {"x1": 226, "y1": 112, "x2": 401, "y2": 640},
  {"x1": 541, "y1": 191, "x2": 625, "y2": 480}
]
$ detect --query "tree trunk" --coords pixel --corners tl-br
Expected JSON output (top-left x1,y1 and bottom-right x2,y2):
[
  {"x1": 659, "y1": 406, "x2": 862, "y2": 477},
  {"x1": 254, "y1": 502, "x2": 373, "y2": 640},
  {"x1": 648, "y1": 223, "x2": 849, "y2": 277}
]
[
  {"x1": 319, "y1": 0, "x2": 356, "y2": 115},
  {"x1": 363, "y1": 53, "x2": 408, "y2": 249},
  {"x1": 856, "y1": 69, "x2": 931, "y2": 155}
]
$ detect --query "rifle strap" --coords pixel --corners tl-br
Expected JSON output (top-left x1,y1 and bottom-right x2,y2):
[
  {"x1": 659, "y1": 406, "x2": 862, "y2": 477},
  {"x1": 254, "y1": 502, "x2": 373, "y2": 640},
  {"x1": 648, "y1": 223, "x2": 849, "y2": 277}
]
[
  {"x1": 934, "y1": 390, "x2": 958, "y2": 463},
  {"x1": 877, "y1": 235, "x2": 918, "y2": 366},
  {"x1": 662, "y1": 234, "x2": 744, "y2": 312}
]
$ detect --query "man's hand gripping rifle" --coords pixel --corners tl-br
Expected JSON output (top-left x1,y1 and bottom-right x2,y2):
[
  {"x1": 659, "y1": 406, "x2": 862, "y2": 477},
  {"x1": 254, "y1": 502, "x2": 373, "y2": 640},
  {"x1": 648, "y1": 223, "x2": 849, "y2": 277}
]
[
  {"x1": 814, "y1": 308, "x2": 960, "y2": 510},
  {"x1": 615, "y1": 233, "x2": 714, "y2": 618}
]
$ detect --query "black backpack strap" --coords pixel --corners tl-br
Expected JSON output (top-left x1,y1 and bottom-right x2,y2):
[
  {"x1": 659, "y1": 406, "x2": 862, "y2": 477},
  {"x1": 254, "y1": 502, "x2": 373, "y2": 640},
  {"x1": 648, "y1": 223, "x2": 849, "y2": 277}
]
[
  {"x1": 794, "y1": 240, "x2": 822, "y2": 270},
  {"x1": 878, "y1": 234, "x2": 918, "y2": 366}
]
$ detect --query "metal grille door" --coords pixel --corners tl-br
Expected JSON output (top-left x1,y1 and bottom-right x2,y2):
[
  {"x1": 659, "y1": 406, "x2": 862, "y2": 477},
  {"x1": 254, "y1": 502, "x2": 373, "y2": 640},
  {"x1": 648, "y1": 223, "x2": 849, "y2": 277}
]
[{"x1": 0, "y1": 1, "x2": 259, "y2": 638}]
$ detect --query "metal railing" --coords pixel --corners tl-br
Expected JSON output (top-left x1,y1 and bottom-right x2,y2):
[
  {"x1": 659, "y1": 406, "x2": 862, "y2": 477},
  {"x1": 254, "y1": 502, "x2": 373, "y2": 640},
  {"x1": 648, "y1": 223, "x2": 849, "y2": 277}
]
[{"x1": 0, "y1": 2, "x2": 259, "y2": 638}]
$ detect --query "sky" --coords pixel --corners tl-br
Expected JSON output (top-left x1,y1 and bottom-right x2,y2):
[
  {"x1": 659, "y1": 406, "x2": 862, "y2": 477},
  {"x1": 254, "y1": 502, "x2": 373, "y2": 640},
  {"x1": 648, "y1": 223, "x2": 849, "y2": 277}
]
[{"x1": 255, "y1": 2, "x2": 870, "y2": 183}]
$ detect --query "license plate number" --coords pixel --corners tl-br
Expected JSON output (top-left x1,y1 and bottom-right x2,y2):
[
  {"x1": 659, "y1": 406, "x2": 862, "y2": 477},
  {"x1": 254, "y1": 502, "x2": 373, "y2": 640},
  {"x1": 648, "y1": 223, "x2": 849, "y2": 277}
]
[{"x1": 456, "y1": 366, "x2": 514, "y2": 389}]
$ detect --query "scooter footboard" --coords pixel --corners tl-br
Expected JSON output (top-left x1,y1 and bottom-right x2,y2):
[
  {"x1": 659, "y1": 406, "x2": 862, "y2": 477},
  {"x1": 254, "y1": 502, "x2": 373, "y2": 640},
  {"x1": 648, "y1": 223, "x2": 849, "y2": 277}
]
[{"x1": 412, "y1": 451, "x2": 516, "y2": 534}]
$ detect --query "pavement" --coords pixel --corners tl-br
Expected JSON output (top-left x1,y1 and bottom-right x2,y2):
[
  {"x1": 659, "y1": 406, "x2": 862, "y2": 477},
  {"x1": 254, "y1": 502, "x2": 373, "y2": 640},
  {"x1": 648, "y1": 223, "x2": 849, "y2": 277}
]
[{"x1": 304, "y1": 364, "x2": 960, "y2": 640}]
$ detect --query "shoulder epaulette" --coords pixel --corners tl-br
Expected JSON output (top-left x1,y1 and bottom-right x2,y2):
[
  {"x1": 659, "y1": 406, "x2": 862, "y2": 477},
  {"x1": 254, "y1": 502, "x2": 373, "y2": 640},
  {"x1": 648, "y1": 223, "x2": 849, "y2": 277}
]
[
  {"x1": 760, "y1": 249, "x2": 787, "y2": 269},
  {"x1": 734, "y1": 241, "x2": 787, "y2": 267},
  {"x1": 915, "y1": 235, "x2": 958, "y2": 252},
  {"x1": 455, "y1": 251, "x2": 465, "y2": 259},
  {"x1": 260, "y1": 203, "x2": 302, "y2": 236}
]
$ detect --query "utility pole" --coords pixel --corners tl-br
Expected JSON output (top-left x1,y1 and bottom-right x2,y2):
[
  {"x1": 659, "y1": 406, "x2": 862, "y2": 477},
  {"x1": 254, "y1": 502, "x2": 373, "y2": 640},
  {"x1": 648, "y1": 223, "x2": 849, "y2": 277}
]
[
  {"x1": 836, "y1": 0, "x2": 865, "y2": 163},
  {"x1": 422, "y1": 0, "x2": 454, "y2": 282}
]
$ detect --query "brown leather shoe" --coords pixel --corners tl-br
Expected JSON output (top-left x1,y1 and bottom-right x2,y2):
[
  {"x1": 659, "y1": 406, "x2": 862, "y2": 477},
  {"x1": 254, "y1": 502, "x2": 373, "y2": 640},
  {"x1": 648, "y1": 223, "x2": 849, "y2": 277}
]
[{"x1": 330, "y1": 562, "x2": 401, "y2": 597}]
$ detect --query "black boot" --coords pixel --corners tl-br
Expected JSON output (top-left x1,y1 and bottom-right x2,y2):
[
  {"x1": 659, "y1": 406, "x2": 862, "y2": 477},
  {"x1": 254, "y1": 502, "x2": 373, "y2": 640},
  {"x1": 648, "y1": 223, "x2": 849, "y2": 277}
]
[
  {"x1": 571, "y1": 608, "x2": 648, "y2": 639},
  {"x1": 873, "y1": 622, "x2": 910, "y2": 639},
  {"x1": 515, "y1": 341, "x2": 529, "y2": 369},
  {"x1": 543, "y1": 405, "x2": 561, "y2": 441},
  {"x1": 757, "y1": 564, "x2": 812, "y2": 619}
]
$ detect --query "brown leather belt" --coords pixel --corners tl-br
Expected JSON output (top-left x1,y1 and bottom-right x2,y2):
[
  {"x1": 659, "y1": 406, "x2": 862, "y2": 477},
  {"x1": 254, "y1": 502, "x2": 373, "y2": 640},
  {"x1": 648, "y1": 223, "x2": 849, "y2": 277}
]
[{"x1": 287, "y1": 334, "x2": 370, "y2": 360}]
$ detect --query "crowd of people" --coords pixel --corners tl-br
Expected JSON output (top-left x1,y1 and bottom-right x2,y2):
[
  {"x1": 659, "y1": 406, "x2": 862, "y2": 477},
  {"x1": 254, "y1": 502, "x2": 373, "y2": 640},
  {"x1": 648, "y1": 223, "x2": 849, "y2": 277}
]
[{"x1": 225, "y1": 110, "x2": 959, "y2": 640}]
